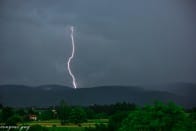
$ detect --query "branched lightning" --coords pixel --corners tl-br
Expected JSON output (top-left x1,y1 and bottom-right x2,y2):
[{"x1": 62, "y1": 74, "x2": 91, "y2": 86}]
[{"x1": 67, "y1": 26, "x2": 77, "y2": 89}]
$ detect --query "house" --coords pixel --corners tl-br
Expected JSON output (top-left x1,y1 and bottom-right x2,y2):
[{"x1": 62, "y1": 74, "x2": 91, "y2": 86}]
[{"x1": 29, "y1": 114, "x2": 37, "y2": 121}]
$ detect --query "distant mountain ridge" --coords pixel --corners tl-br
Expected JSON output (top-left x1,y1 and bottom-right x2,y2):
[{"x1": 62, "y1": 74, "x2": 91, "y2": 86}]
[{"x1": 0, "y1": 83, "x2": 195, "y2": 108}]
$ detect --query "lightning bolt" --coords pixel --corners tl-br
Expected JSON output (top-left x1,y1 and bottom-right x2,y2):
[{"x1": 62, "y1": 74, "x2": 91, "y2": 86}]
[{"x1": 67, "y1": 26, "x2": 77, "y2": 89}]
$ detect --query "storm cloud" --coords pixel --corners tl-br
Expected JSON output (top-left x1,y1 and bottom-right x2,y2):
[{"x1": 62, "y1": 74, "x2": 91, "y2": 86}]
[{"x1": 0, "y1": 0, "x2": 196, "y2": 88}]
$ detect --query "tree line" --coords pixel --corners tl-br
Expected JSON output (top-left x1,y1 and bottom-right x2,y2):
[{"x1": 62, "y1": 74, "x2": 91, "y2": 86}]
[{"x1": 0, "y1": 101, "x2": 196, "y2": 131}]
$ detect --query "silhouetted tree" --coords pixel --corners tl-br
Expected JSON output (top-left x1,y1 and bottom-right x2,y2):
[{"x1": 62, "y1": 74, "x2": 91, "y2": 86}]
[
  {"x1": 108, "y1": 111, "x2": 130, "y2": 131},
  {"x1": 57, "y1": 100, "x2": 70, "y2": 125},
  {"x1": 0, "y1": 104, "x2": 3, "y2": 109},
  {"x1": 119, "y1": 101, "x2": 195, "y2": 131},
  {"x1": 69, "y1": 107, "x2": 87, "y2": 124},
  {"x1": 189, "y1": 107, "x2": 196, "y2": 129},
  {"x1": 88, "y1": 102, "x2": 136, "y2": 117},
  {"x1": 5, "y1": 114, "x2": 22, "y2": 125},
  {"x1": 15, "y1": 108, "x2": 28, "y2": 122},
  {"x1": 85, "y1": 108, "x2": 96, "y2": 119},
  {"x1": 39, "y1": 110, "x2": 54, "y2": 120},
  {"x1": 189, "y1": 107, "x2": 196, "y2": 121},
  {"x1": 1, "y1": 107, "x2": 14, "y2": 122}
]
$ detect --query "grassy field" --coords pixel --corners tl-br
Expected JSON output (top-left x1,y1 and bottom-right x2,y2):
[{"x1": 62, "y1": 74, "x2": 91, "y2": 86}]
[{"x1": 20, "y1": 119, "x2": 108, "y2": 130}]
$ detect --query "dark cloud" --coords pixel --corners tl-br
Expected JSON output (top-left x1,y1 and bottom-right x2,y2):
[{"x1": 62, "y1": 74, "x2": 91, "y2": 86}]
[{"x1": 0, "y1": 0, "x2": 196, "y2": 88}]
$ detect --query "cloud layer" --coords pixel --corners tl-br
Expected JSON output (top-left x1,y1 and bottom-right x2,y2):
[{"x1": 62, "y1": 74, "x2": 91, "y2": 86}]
[{"x1": 0, "y1": 0, "x2": 196, "y2": 88}]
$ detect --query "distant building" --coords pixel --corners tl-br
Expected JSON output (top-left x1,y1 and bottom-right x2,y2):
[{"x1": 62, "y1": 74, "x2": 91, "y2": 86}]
[{"x1": 29, "y1": 114, "x2": 37, "y2": 121}]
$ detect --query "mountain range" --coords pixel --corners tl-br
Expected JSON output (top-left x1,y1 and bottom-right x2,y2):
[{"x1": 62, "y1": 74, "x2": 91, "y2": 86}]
[{"x1": 0, "y1": 83, "x2": 195, "y2": 108}]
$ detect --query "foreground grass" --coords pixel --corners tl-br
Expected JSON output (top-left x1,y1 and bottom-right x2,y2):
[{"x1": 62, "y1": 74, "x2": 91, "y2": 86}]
[{"x1": 48, "y1": 126, "x2": 85, "y2": 131}]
